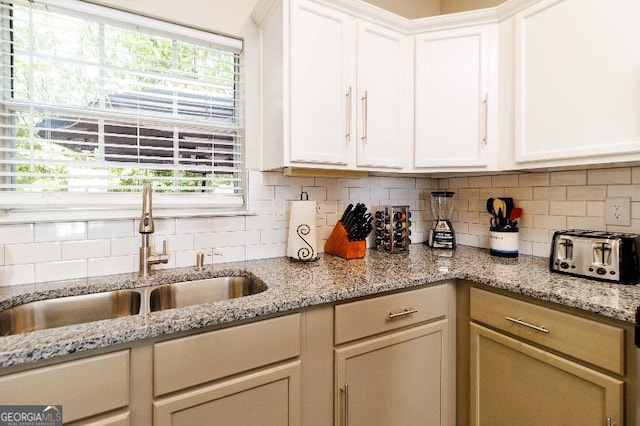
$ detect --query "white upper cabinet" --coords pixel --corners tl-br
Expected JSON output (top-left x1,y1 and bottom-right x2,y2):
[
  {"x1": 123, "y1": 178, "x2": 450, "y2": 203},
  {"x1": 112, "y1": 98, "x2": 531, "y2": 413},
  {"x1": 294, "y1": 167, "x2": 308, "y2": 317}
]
[
  {"x1": 289, "y1": 0, "x2": 356, "y2": 166},
  {"x1": 356, "y1": 22, "x2": 412, "y2": 169},
  {"x1": 513, "y1": 0, "x2": 640, "y2": 166},
  {"x1": 253, "y1": 0, "x2": 411, "y2": 172},
  {"x1": 414, "y1": 25, "x2": 496, "y2": 170}
]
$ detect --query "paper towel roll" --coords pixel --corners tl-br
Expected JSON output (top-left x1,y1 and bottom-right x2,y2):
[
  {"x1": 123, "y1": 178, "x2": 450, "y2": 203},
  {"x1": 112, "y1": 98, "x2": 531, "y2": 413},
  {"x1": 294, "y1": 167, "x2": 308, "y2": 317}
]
[{"x1": 287, "y1": 200, "x2": 318, "y2": 261}]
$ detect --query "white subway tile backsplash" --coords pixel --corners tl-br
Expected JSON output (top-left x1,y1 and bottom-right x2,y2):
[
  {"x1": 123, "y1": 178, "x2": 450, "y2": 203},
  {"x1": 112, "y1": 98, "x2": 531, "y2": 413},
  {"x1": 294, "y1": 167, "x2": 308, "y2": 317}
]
[
  {"x1": 327, "y1": 186, "x2": 349, "y2": 201},
  {"x1": 210, "y1": 216, "x2": 246, "y2": 232},
  {"x1": 304, "y1": 186, "x2": 327, "y2": 201},
  {"x1": 550, "y1": 170, "x2": 587, "y2": 186},
  {"x1": 0, "y1": 167, "x2": 638, "y2": 287},
  {"x1": 248, "y1": 185, "x2": 275, "y2": 201},
  {"x1": 532, "y1": 215, "x2": 566, "y2": 230},
  {"x1": 157, "y1": 234, "x2": 194, "y2": 252},
  {"x1": 36, "y1": 260, "x2": 87, "y2": 282},
  {"x1": 586, "y1": 201, "x2": 605, "y2": 217},
  {"x1": 6, "y1": 242, "x2": 61, "y2": 265},
  {"x1": 248, "y1": 200, "x2": 274, "y2": 215},
  {"x1": 607, "y1": 184, "x2": 640, "y2": 201},
  {"x1": 519, "y1": 172, "x2": 549, "y2": 187},
  {"x1": 588, "y1": 168, "x2": 631, "y2": 185},
  {"x1": 468, "y1": 176, "x2": 492, "y2": 188},
  {"x1": 567, "y1": 216, "x2": 606, "y2": 230},
  {"x1": 35, "y1": 222, "x2": 87, "y2": 242},
  {"x1": 0, "y1": 264, "x2": 35, "y2": 286},
  {"x1": 111, "y1": 236, "x2": 140, "y2": 256},
  {"x1": 533, "y1": 186, "x2": 565, "y2": 201},
  {"x1": 275, "y1": 185, "x2": 305, "y2": 201},
  {"x1": 194, "y1": 232, "x2": 229, "y2": 249},
  {"x1": 0, "y1": 224, "x2": 34, "y2": 244},
  {"x1": 566, "y1": 185, "x2": 606, "y2": 201},
  {"x1": 88, "y1": 255, "x2": 137, "y2": 277},
  {"x1": 491, "y1": 174, "x2": 519, "y2": 188},
  {"x1": 175, "y1": 217, "x2": 214, "y2": 234},
  {"x1": 246, "y1": 215, "x2": 287, "y2": 230},
  {"x1": 549, "y1": 201, "x2": 586, "y2": 216},
  {"x1": 88, "y1": 220, "x2": 134, "y2": 239},
  {"x1": 225, "y1": 230, "x2": 260, "y2": 247},
  {"x1": 260, "y1": 229, "x2": 288, "y2": 245},
  {"x1": 349, "y1": 187, "x2": 370, "y2": 201},
  {"x1": 246, "y1": 243, "x2": 286, "y2": 260},
  {"x1": 378, "y1": 176, "x2": 412, "y2": 189},
  {"x1": 62, "y1": 239, "x2": 110, "y2": 260},
  {"x1": 518, "y1": 200, "x2": 549, "y2": 215}
]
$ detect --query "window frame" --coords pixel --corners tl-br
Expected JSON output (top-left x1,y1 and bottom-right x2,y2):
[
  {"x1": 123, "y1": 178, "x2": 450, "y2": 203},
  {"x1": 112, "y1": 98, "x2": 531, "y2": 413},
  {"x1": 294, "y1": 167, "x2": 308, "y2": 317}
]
[{"x1": 0, "y1": 0, "x2": 247, "y2": 221}]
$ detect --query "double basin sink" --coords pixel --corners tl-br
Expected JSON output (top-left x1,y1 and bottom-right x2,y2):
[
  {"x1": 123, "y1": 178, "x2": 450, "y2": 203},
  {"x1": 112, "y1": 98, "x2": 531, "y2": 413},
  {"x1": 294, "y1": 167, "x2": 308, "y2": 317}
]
[{"x1": 0, "y1": 275, "x2": 267, "y2": 336}]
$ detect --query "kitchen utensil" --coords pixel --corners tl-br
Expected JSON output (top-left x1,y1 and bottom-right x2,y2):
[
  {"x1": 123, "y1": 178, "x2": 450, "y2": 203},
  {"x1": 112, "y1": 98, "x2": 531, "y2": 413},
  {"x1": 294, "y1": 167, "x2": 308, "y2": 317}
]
[
  {"x1": 486, "y1": 198, "x2": 495, "y2": 215},
  {"x1": 500, "y1": 197, "x2": 514, "y2": 220},
  {"x1": 509, "y1": 207, "x2": 522, "y2": 221}
]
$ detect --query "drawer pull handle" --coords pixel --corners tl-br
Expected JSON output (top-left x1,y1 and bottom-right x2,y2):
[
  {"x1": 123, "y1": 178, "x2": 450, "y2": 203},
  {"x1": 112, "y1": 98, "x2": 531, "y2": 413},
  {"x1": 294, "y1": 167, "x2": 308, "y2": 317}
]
[
  {"x1": 389, "y1": 308, "x2": 418, "y2": 319},
  {"x1": 505, "y1": 316, "x2": 549, "y2": 334}
]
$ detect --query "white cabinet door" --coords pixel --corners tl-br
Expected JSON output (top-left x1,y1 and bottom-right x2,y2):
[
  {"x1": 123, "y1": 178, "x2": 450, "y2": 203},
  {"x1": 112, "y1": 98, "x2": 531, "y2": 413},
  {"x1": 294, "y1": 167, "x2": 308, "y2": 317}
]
[
  {"x1": 289, "y1": 0, "x2": 356, "y2": 165},
  {"x1": 514, "y1": 0, "x2": 640, "y2": 164},
  {"x1": 356, "y1": 22, "x2": 411, "y2": 169},
  {"x1": 414, "y1": 25, "x2": 491, "y2": 168}
]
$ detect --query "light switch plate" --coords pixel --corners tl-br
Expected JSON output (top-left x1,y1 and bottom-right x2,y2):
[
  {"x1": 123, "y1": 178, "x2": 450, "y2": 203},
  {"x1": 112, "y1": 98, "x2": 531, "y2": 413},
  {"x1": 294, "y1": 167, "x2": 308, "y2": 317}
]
[{"x1": 605, "y1": 197, "x2": 631, "y2": 226}]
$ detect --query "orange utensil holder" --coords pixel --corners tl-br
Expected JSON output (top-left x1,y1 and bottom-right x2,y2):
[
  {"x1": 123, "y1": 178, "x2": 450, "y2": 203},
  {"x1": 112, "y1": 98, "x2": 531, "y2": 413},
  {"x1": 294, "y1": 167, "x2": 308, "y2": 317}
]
[{"x1": 324, "y1": 222, "x2": 366, "y2": 259}]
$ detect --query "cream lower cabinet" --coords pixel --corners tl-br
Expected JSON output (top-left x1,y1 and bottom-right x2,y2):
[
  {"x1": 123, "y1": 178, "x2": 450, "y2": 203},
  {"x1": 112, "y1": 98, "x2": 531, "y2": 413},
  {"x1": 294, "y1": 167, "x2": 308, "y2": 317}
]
[
  {"x1": 469, "y1": 287, "x2": 627, "y2": 426},
  {"x1": 0, "y1": 350, "x2": 131, "y2": 425},
  {"x1": 153, "y1": 361, "x2": 300, "y2": 426},
  {"x1": 336, "y1": 321, "x2": 449, "y2": 425},
  {"x1": 333, "y1": 284, "x2": 454, "y2": 426},
  {"x1": 470, "y1": 324, "x2": 622, "y2": 426},
  {"x1": 152, "y1": 313, "x2": 302, "y2": 426}
]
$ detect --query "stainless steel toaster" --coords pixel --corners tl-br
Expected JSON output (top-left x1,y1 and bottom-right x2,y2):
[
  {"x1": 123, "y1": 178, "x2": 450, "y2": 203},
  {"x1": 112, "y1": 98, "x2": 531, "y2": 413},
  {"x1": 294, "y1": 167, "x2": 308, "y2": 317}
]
[{"x1": 550, "y1": 230, "x2": 640, "y2": 284}]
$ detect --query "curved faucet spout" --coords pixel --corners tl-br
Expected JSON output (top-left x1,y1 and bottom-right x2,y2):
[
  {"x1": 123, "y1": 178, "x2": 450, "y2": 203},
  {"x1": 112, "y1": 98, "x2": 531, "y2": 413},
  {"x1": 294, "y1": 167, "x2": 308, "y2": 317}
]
[{"x1": 139, "y1": 182, "x2": 154, "y2": 234}]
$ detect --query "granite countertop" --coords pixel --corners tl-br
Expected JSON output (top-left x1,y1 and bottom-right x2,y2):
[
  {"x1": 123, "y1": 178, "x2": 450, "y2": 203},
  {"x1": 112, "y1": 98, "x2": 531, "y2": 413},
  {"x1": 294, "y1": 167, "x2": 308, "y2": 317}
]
[{"x1": 1, "y1": 244, "x2": 639, "y2": 369}]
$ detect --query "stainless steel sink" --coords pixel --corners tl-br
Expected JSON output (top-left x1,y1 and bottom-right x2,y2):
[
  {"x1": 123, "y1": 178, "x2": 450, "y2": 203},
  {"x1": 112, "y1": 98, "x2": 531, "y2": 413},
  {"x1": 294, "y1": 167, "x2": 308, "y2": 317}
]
[
  {"x1": 149, "y1": 276, "x2": 267, "y2": 312},
  {"x1": 0, "y1": 290, "x2": 141, "y2": 336}
]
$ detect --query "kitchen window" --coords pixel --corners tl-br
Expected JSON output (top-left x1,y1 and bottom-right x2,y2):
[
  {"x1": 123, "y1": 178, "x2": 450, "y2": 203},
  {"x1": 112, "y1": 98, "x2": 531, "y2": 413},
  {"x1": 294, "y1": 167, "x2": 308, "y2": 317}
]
[{"x1": 0, "y1": 0, "x2": 244, "y2": 219}]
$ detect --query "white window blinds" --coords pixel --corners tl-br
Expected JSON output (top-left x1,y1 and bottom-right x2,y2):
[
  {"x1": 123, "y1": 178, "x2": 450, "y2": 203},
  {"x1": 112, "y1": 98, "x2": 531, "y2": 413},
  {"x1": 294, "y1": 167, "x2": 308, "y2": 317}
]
[{"x1": 0, "y1": 0, "x2": 244, "y2": 210}]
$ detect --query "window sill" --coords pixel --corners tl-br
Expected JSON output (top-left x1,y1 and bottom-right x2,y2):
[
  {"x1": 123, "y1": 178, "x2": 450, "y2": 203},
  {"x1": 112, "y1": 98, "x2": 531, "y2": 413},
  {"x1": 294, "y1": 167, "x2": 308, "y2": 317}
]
[{"x1": 0, "y1": 208, "x2": 256, "y2": 224}]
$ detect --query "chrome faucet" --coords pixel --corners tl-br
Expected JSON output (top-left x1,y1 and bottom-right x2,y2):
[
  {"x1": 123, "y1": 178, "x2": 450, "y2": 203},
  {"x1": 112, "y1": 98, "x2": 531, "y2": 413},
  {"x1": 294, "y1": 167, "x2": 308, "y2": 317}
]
[{"x1": 139, "y1": 182, "x2": 168, "y2": 276}]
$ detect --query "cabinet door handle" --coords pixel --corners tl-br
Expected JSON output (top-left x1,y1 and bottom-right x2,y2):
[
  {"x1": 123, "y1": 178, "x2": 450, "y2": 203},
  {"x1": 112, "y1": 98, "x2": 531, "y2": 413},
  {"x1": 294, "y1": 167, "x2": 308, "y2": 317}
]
[
  {"x1": 345, "y1": 87, "x2": 352, "y2": 142},
  {"x1": 389, "y1": 308, "x2": 418, "y2": 319},
  {"x1": 481, "y1": 94, "x2": 488, "y2": 145},
  {"x1": 361, "y1": 90, "x2": 368, "y2": 144},
  {"x1": 606, "y1": 416, "x2": 615, "y2": 426},
  {"x1": 341, "y1": 383, "x2": 349, "y2": 426},
  {"x1": 505, "y1": 316, "x2": 549, "y2": 334}
]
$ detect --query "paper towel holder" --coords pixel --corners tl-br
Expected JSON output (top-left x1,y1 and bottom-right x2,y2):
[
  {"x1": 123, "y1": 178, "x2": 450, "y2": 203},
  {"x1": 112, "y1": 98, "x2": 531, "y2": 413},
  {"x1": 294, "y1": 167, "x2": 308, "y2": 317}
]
[{"x1": 287, "y1": 190, "x2": 320, "y2": 262}]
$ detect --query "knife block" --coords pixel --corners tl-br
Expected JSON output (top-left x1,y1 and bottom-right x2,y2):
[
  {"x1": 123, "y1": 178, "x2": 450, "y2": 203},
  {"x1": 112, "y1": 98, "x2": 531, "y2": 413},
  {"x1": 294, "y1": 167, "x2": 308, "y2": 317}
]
[{"x1": 324, "y1": 222, "x2": 366, "y2": 259}]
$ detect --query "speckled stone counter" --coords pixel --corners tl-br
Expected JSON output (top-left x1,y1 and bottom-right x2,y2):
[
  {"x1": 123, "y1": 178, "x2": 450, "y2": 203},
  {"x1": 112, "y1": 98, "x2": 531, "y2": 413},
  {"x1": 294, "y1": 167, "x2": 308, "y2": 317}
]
[{"x1": 1, "y1": 244, "x2": 639, "y2": 369}]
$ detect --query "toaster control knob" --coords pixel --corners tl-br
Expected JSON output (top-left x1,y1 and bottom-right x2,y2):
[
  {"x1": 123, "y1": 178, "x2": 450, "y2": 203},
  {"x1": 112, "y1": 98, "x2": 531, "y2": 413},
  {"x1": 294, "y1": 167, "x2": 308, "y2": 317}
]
[
  {"x1": 596, "y1": 267, "x2": 607, "y2": 276},
  {"x1": 560, "y1": 262, "x2": 570, "y2": 269}
]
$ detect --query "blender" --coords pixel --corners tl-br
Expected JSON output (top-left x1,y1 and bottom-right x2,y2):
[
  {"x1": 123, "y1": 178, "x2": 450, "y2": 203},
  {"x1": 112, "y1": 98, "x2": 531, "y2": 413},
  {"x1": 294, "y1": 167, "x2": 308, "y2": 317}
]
[{"x1": 428, "y1": 191, "x2": 456, "y2": 249}]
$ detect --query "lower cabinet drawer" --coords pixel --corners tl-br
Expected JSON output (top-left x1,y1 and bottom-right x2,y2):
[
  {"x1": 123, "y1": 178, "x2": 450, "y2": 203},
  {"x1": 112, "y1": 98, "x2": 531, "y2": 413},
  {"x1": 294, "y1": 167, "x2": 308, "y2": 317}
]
[
  {"x1": 334, "y1": 284, "x2": 448, "y2": 345},
  {"x1": 154, "y1": 313, "x2": 301, "y2": 396},
  {"x1": 470, "y1": 287, "x2": 624, "y2": 375},
  {"x1": 0, "y1": 350, "x2": 130, "y2": 423}
]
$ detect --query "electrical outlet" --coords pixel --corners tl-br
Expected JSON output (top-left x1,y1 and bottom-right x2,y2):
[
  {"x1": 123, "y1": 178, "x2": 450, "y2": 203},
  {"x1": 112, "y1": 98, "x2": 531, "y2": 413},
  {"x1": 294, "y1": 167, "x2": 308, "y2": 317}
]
[{"x1": 605, "y1": 197, "x2": 631, "y2": 226}]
